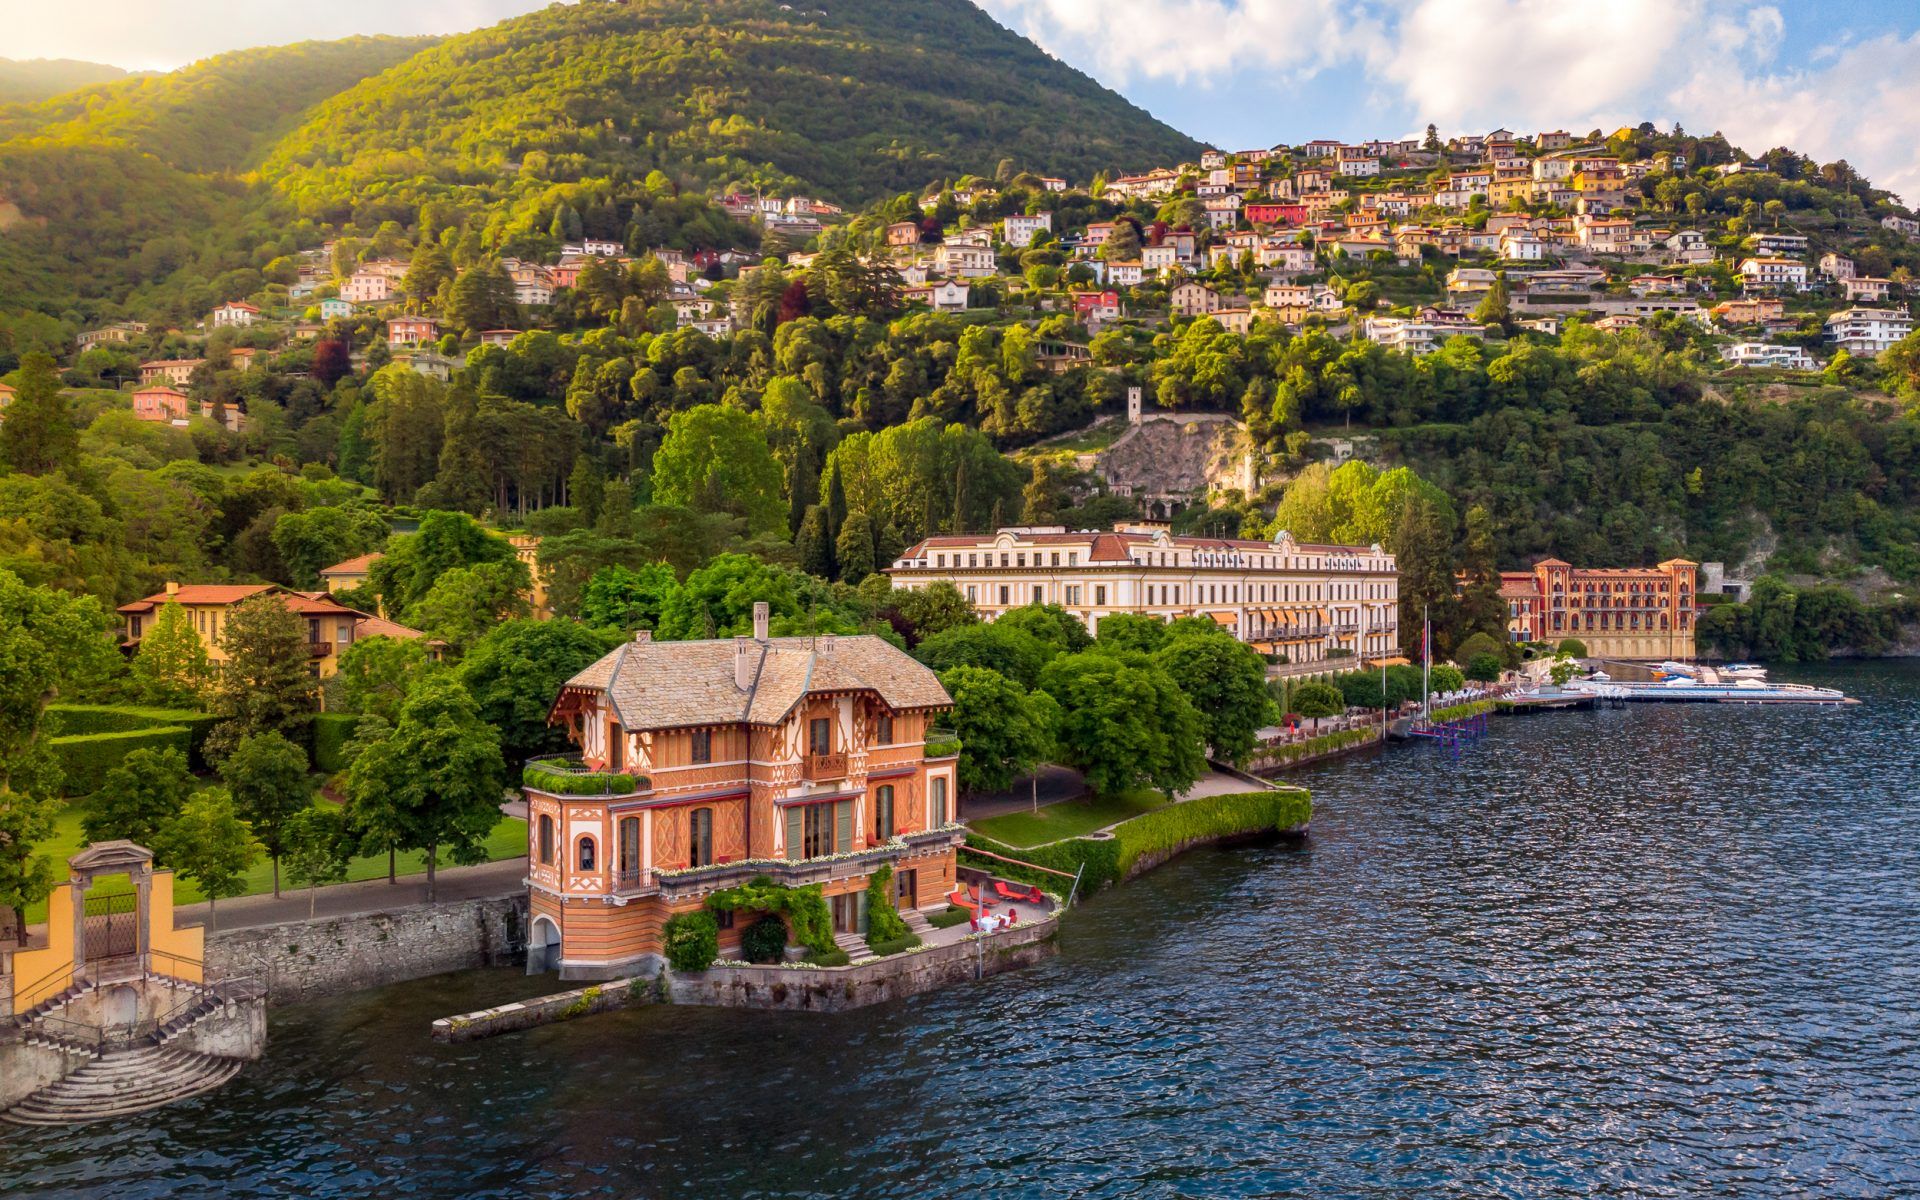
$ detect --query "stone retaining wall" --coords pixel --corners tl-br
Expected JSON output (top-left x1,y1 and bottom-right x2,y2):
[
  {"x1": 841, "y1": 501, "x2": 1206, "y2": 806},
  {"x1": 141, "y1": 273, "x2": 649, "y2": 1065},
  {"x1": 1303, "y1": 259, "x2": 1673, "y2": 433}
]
[
  {"x1": 208, "y1": 895, "x2": 528, "y2": 1005},
  {"x1": 433, "y1": 918, "x2": 1059, "y2": 1040}
]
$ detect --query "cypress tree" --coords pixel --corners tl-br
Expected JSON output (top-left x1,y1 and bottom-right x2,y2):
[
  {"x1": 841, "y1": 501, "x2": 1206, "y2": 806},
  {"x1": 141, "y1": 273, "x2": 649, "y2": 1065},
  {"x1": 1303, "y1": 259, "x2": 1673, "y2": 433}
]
[
  {"x1": 950, "y1": 456, "x2": 970, "y2": 533},
  {"x1": 798, "y1": 505, "x2": 835, "y2": 579},
  {"x1": 0, "y1": 353, "x2": 78, "y2": 476},
  {"x1": 826, "y1": 462, "x2": 849, "y2": 542}
]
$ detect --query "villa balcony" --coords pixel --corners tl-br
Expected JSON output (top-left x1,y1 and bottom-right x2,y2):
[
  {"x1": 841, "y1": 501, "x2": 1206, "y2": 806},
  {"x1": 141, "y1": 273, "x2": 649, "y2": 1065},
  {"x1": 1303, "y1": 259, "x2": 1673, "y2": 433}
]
[
  {"x1": 521, "y1": 755, "x2": 650, "y2": 798},
  {"x1": 924, "y1": 726, "x2": 962, "y2": 758},
  {"x1": 803, "y1": 751, "x2": 847, "y2": 781},
  {"x1": 654, "y1": 826, "x2": 964, "y2": 903}
]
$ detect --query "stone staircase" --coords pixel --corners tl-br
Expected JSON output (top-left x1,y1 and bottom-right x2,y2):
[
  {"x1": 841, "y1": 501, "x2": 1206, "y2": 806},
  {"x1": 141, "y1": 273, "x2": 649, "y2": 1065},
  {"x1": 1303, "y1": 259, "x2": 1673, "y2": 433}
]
[
  {"x1": 833, "y1": 930, "x2": 873, "y2": 960},
  {"x1": 1, "y1": 1044, "x2": 243, "y2": 1126},
  {"x1": 902, "y1": 908, "x2": 936, "y2": 937}
]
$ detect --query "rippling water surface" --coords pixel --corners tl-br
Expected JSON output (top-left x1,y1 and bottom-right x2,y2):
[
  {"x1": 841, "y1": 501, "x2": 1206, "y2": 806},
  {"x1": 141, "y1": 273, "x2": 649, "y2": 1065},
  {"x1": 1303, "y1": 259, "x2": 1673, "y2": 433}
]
[{"x1": 5, "y1": 662, "x2": 1918, "y2": 1198}]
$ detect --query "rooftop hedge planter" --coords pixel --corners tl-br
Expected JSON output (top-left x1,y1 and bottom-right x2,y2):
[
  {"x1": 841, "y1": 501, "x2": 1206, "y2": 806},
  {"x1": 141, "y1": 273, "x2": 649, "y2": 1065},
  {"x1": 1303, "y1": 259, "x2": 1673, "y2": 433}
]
[
  {"x1": 924, "y1": 727, "x2": 962, "y2": 758},
  {"x1": 521, "y1": 758, "x2": 648, "y2": 796}
]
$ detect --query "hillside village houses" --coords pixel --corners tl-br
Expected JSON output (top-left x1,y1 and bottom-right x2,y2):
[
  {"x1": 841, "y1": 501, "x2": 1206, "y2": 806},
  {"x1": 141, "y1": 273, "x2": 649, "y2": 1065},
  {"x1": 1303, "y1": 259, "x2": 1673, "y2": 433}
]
[{"x1": 1826, "y1": 307, "x2": 1915, "y2": 356}]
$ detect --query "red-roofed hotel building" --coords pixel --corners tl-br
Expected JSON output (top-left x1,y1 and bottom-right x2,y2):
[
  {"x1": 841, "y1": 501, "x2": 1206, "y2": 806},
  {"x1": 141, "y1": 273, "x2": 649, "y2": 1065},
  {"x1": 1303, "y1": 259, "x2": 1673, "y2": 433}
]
[
  {"x1": 1499, "y1": 558, "x2": 1697, "y2": 660},
  {"x1": 888, "y1": 523, "x2": 1401, "y2": 667}
]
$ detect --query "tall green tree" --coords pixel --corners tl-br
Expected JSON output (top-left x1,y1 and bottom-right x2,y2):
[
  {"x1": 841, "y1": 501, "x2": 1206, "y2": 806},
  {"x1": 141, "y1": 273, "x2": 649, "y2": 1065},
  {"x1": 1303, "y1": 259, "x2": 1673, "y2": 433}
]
[
  {"x1": 578, "y1": 562, "x2": 677, "y2": 633},
  {"x1": 154, "y1": 788, "x2": 262, "y2": 931},
  {"x1": 1394, "y1": 493, "x2": 1460, "y2": 661},
  {"x1": 650, "y1": 404, "x2": 786, "y2": 536},
  {"x1": 83, "y1": 746, "x2": 195, "y2": 849},
  {"x1": 206, "y1": 592, "x2": 318, "y2": 762},
  {"x1": 129, "y1": 599, "x2": 214, "y2": 708},
  {"x1": 219, "y1": 730, "x2": 314, "y2": 896},
  {"x1": 272, "y1": 506, "x2": 390, "y2": 590},
  {"x1": 1455, "y1": 504, "x2": 1505, "y2": 642},
  {"x1": 458, "y1": 619, "x2": 611, "y2": 766},
  {"x1": 410, "y1": 561, "x2": 533, "y2": 649},
  {"x1": 938, "y1": 665, "x2": 1057, "y2": 795},
  {"x1": 335, "y1": 635, "x2": 433, "y2": 725},
  {"x1": 0, "y1": 571, "x2": 112, "y2": 941},
  {"x1": 368, "y1": 510, "x2": 519, "y2": 619},
  {"x1": 0, "y1": 353, "x2": 79, "y2": 476},
  {"x1": 1151, "y1": 627, "x2": 1275, "y2": 765},
  {"x1": 835, "y1": 511, "x2": 878, "y2": 582},
  {"x1": 282, "y1": 804, "x2": 356, "y2": 919},
  {"x1": 1038, "y1": 650, "x2": 1204, "y2": 797},
  {"x1": 345, "y1": 674, "x2": 505, "y2": 901}
]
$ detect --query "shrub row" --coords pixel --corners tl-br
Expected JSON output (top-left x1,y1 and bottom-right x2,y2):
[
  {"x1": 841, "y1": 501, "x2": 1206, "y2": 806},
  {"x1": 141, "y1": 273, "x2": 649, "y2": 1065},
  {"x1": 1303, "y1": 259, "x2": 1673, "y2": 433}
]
[
  {"x1": 521, "y1": 759, "x2": 648, "y2": 796},
  {"x1": 313, "y1": 712, "x2": 361, "y2": 775},
  {"x1": 966, "y1": 788, "x2": 1313, "y2": 894},
  {"x1": 1249, "y1": 727, "x2": 1380, "y2": 770},
  {"x1": 49, "y1": 726, "x2": 192, "y2": 796},
  {"x1": 44, "y1": 704, "x2": 218, "y2": 770},
  {"x1": 1427, "y1": 700, "x2": 1495, "y2": 723},
  {"x1": 865, "y1": 932, "x2": 923, "y2": 958}
]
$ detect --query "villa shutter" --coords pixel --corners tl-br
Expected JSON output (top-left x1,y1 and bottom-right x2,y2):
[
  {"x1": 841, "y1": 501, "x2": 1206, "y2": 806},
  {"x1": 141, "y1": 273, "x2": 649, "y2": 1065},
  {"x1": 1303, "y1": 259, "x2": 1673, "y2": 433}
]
[
  {"x1": 856, "y1": 889, "x2": 869, "y2": 936},
  {"x1": 835, "y1": 800, "x2": 852, "y2": 854},
  {"x1": 786, "y1": 807, "x2": 803, "y2": 861}
]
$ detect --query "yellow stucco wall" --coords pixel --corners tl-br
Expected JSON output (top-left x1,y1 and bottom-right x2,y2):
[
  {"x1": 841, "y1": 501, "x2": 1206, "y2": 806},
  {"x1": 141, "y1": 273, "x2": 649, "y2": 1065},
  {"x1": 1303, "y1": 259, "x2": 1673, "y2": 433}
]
[
  {"x1": 146, "y1": 871, "x2": 204, "y2": 983},
  {"x1": 9, "y1": 885, "x2": 75, "y2": 1014}
]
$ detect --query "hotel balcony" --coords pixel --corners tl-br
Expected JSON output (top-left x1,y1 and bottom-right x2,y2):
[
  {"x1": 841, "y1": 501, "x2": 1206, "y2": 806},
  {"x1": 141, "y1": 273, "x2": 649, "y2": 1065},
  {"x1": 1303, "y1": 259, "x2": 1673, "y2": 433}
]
[
  {"x1": 803, "y1": 751, "x2": 848, "y2": 781},
  {"x1": 521, "y1": 755, "x2": 651, "y2": 798}
]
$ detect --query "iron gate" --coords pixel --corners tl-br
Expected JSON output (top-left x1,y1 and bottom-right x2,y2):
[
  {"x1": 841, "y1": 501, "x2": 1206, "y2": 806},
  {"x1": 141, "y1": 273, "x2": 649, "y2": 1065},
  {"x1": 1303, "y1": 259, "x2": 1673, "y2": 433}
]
[{"x1": 83, "y1": 891, "x2": 139, "y2": 963}]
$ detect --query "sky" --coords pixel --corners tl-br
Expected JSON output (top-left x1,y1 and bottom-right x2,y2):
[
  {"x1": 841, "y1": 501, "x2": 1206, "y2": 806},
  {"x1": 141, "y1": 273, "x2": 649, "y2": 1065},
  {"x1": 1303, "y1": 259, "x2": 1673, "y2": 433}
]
[{"x1": 10, "y1": 0, "x2": 1920, "y2": 202}]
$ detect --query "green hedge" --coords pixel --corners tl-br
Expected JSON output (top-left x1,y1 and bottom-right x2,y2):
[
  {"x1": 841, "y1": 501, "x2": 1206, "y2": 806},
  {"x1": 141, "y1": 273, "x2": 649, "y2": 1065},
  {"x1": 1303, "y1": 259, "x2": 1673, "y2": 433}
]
[
  {"x1": 43, "y1": 705, "x2": 218, "y2": 770},
  {"x1": 1249, "y1": 727, "x2": 1379, "y2": 769},
  {"x1": 521, "y1": 759, "x2": 647, "y2": 795},
  {"x1": 1427, "y1": 700, "x2": 1494, "y2": 723},
  {"x1": 49, "y1": 726, "x2": 192, "y2": 796},
  {"x1": 313, "y1": 713, "x2": 361, "y2": 775},
  {"x1": 965, "y1": 788, "x2": 1312, "y2": 894},
  {"x1": 865, "y1": 932, "x2": 922, "y2": 958}
]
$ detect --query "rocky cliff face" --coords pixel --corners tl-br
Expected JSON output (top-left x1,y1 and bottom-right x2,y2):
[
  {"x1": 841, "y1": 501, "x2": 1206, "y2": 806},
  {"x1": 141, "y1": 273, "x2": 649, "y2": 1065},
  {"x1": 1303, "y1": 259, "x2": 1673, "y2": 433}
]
[{"x1": 1099, "y1": 415, "x2": 1257, "y2": 502}]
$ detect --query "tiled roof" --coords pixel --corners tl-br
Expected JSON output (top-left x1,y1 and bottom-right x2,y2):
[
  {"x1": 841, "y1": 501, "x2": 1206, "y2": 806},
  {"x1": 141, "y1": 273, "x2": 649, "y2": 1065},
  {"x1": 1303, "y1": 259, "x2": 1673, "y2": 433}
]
[
  {"x1": 570, "y1": 635, "x2": 951, "y2": 731},
  {"x1": 118, "y1": 584, "x2": 361, "y2": 618},
  {"x1": 321, "y1": 553, "x2": 383, "y2": 576},
  {"x1": 352, "y1": 614, "x2": 434, "y2": 642}
]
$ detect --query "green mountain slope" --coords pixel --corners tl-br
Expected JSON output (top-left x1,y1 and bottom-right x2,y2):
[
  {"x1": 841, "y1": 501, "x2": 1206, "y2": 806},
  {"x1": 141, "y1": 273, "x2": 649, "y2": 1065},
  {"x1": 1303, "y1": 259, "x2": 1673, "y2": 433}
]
[
  {"x1": 0, "y1": 36, "x2": 431, "y2": 336},
  {"x1": 264, "y1": 0, "x2": 1202, "y2": 220},
  {"x1": 0, "y1": 57, "x2": 136, "y2": 106}
]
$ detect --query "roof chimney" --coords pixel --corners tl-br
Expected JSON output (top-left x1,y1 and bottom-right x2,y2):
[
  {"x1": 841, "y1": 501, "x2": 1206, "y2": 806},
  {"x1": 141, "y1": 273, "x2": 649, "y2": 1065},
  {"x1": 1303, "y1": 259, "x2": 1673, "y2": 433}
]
[
  {"x1": 819, "y1": 633, "x2": 836, "y2": 656},
  {"x1": 735, "y1": 636, "x2": 754, "y2": 691},
  {"x1": 753, "y1": 601, "x2": 770, "y2": 643},
  {"x1": 165, "y1": 581, "x2": 179, "y2": 597},
  {"x1": 633, "y1": 629, "x2": 651, "y2": 644}
]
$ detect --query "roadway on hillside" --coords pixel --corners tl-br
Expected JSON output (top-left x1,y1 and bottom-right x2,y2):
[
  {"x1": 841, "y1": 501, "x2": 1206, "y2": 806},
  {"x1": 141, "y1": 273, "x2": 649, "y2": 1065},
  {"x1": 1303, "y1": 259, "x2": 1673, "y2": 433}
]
[{"x1": 174, "y1": 858, "x2": 525, "y2": 934}]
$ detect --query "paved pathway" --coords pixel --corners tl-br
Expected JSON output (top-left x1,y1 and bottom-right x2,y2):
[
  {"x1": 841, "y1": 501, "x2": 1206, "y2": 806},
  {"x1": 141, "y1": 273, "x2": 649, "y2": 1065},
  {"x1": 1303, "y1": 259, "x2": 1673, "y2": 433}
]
[
  {"x1": 175, "y1": 858, "x2": 526, "y2": 934},
  {"x1": 959, "y1": 765, "x2": 1088, "y2": 821}
]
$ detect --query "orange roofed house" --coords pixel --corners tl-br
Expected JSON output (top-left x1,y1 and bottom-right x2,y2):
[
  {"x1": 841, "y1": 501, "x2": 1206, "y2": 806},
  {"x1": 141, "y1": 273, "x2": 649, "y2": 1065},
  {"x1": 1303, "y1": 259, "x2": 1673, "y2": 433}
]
[
  {"x1": 1499, "y1": 558, "x2": 1698, "y2": 659},
  {"x1": 525, "y1": 604, "x2": 961, "y2": 979},
  {"x1": 117, "y1": 582, "x2": 436, "y2": 679}
]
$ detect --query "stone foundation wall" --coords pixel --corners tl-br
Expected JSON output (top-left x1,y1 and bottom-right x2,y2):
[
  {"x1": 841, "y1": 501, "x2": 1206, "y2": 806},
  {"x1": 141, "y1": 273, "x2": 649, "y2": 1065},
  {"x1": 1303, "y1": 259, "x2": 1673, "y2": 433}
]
[
  {"x1": 207, "y1": 895, "x2": 528, "y2": 1005},
  {"x1": 433, "y1": 918, "x2": 1060, "y2": 1040}
]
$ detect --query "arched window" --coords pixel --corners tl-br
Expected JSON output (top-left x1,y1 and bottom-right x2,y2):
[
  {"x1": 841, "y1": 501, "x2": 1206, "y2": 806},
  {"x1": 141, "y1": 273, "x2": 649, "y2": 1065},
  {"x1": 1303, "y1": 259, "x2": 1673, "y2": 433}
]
[
  {"x1": 538, "y1": 814, "x2": 554, "y2": 864},
  {"x1": 874, "y1": 785, "x2": 894, "y2": 841},
  {"x1": 689, "y1": 807, "x2": 713, "y2": 868},
  {"x1": 577, "y1": 836, "x2": 596, "y2": 872}
]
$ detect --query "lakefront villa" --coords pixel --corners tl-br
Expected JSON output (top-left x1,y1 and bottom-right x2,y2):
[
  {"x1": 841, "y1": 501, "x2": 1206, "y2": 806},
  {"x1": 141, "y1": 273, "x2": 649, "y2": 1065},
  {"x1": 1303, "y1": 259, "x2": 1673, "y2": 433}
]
[{"x1": 522, "y1": 604, "x2": 963, "y2": 979}]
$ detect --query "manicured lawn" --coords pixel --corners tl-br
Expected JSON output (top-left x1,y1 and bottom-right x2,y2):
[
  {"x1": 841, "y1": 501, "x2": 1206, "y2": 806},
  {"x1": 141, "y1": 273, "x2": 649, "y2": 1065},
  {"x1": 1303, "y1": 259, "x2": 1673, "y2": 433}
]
[
  {"x1": 25, "y1": 796, "x2": 526, "y2": 923},
  {"x1": 968, "y1": 789, "x2": 1170, "y2": 848}
]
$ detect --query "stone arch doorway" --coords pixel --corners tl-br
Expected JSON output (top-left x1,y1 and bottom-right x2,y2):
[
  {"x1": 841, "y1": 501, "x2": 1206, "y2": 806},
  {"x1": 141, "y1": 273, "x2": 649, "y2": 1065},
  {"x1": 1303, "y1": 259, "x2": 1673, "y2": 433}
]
[
  {"x1": 528, "y1": 916, "x2": 561, "y2": 974},
  {"x1": 104, "y1": 983, "x2": 140, "y2": 1027}
]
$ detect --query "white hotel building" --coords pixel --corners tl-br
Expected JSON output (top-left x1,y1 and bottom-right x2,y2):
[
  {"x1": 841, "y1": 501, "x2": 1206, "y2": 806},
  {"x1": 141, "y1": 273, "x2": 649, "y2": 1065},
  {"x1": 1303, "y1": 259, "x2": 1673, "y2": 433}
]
[{"x1": 887, "y1": 524, "x2": 1401, "y2": 667}]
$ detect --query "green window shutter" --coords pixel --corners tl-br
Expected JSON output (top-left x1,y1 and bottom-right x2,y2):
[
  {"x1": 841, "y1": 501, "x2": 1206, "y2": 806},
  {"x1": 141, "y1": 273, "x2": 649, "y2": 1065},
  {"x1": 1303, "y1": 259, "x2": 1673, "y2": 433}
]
[
  {"x1": 786, "y1": 806, "x2": 803, "y2": 861},
  {"x1": 856, "y1": 889, "x2": 869, "y2": 935},
  {"x1": 835, "y1": 800, "x2": 852, "y2": 854}
]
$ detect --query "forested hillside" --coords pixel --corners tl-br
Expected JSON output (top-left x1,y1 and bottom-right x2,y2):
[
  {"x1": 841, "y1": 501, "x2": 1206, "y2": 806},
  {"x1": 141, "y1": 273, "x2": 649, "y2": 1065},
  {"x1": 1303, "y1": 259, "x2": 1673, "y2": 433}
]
[{"x1": 0, "y1": 58, "x2": 135, "y2": 105}]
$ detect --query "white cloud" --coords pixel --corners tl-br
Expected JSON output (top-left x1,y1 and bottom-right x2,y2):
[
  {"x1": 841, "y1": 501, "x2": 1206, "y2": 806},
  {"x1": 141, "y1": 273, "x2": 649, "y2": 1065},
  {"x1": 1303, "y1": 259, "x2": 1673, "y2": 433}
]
[
  {"x1": 6, "y1": 1, "x2": 551, "y2": 71},
  {"x1": 979, "y1": 0, "x2": 1365, "y2": 86},
  {"x1": 981, "y1": 0, "x2": 1920, "y2": 203}
]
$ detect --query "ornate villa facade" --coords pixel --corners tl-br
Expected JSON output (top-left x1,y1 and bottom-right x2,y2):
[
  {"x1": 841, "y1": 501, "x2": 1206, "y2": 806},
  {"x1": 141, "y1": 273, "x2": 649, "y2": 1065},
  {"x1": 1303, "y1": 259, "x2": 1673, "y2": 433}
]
[
  {"x1": 524, "y1": 605, "x2": 961, "y2": 979},
  {"x1": 1499, "y1": 558, "x2": 1698, "y2": 660},
  {"x1": 888, "y1": 524, "x2": 1402, "y2": 667}
]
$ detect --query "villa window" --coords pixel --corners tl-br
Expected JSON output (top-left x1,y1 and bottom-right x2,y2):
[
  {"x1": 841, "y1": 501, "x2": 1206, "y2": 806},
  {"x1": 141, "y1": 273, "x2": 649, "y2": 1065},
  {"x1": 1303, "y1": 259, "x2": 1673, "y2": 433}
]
[
  {"x1": 1033, "y1": 585, "x2": 1044, "y2": 604},
  {"x1": 931, "y1": 777, "x2": 949, "y2": 826},
  {"x1": 577, "y1": 837, "x2": 596, "y2": 872},
  {"x1": 691, "y1": 729, "x2": 712, "y2": 764},
  {"x1": 608, "y1": 723, "x2": 624, "y2": 772},
  {"x1": 874, "y1": 785, "x2": 895, "y2": 841},
  {"x1": 999, "y1": 586, "x2": 1010, "y2": 605},
  {"x1": 538, "y1": 815, "x2": 554, "y2": 864},
  {"x1": 809, "y1": 717, "x2": 832, "y2": 757},
  {"x1": 689, "y1": 808, "x2": 714, "y2": 868},
  {"x1": 1095, "y1": 586, "x2": 1107, "y2": 606}
]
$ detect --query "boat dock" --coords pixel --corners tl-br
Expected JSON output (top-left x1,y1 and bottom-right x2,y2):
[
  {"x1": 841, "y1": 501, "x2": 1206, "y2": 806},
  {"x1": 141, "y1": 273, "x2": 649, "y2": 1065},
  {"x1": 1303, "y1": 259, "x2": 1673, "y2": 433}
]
[{"x1": 1567, "y1": 679, "x2": 1855, "y2": 705}]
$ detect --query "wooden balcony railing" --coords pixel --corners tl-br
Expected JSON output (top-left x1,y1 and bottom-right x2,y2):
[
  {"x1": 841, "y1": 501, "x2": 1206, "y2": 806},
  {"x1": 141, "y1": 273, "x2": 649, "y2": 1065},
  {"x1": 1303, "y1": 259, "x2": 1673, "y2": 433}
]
[{"x1": 803, "y1": 752, "x2": 847, "y2": 781}]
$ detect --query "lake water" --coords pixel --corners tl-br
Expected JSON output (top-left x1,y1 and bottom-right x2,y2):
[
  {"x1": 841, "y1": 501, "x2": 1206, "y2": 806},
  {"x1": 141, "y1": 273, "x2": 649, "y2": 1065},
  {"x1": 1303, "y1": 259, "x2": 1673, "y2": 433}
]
[{"x1": 5, "y1": 662, "x2": 1918, "y2": 1198}]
